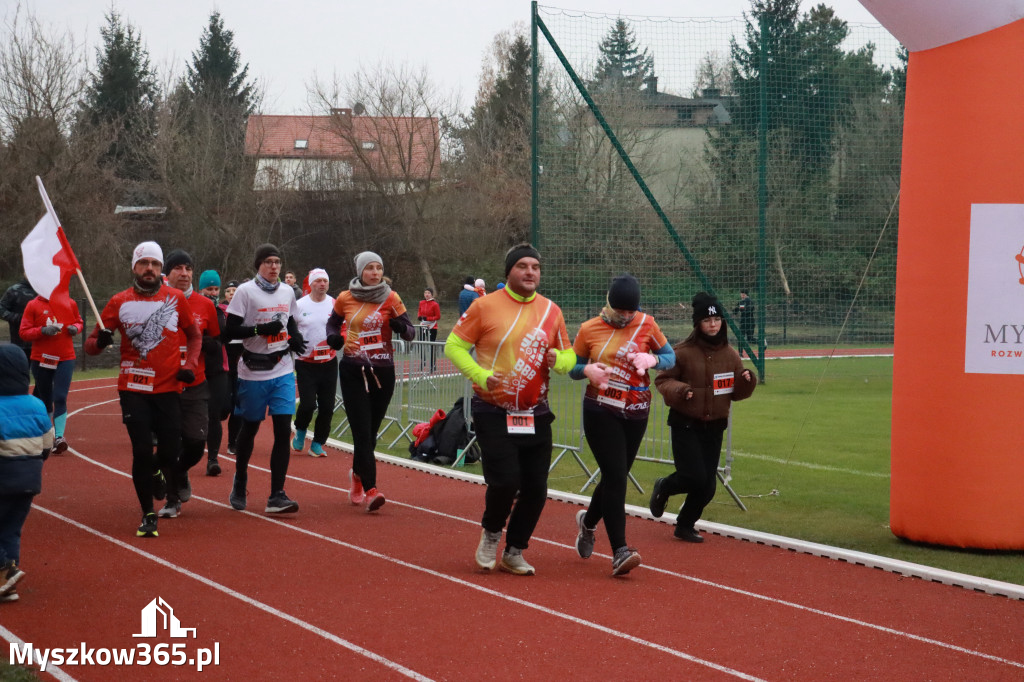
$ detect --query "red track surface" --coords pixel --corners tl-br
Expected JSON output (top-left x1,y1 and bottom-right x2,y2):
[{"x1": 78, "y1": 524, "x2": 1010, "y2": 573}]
[{"x1": 3, "y1": 376, "x2": 1021, "y2": 681}]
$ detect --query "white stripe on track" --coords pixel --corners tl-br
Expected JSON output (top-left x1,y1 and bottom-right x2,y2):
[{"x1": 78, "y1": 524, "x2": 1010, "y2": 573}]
[
  {"x1": 66, "y1": 395, "x2": 1024, "y2": 674},
  {"x1": 30, "y1": 505, "x2": 434, "y2": 682},
  {"x1": 0, "y1": 624, "x2": 76, "y2": 681}
]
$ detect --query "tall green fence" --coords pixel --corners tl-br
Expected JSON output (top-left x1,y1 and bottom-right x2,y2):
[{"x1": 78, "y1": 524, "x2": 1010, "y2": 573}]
[{"x1": 531, "y1": 3, "x2": 903, "y2": 372}]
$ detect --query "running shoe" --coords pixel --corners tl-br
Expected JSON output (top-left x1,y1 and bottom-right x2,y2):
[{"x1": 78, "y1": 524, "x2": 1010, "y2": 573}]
[
  {"x1": 611, "y1": 547, "x2": 642, "y2": 576},
  {"x1": 575, "y1": 509, "x2": 596, "y2": 559},
  {"x1": 157, "y1": 500, "x2": 181, "y2": 518},
  {"x1": 206, "y1": 456, "x2": 221, "y2": 477},
  {"x1": 52, "y1": 436, "x2": 68, "y2": 455},
  {"x1": 364, "y1": 488, "x2": 385, "y2": 512},
  {"x1": 674, "y1": 526, "x2": 704, "y2": 543},
  {"x1": 178, "y1": 472, "x2": 192, "y2": 503},
  {"x1": 0, "y1": 587, "x2": 19, "y2": 602},
  {"x1": 0, "y1": 561, "x2": 25, "y2": 596},
  {"x1": 291, "y1": 430, "x2": 306, "y2": 452},
  {"x1": 499, "y1": 548, "x2": 535, "y2": 576},
  {"x1": 649, "y1": 477, "x2": 668, "y2": 518},
  {"x1": 309, "y1": 442, "x2": 326, "y2": 457},
  {"x1": 136, "y1": 513, "x2": 158, "y2": 538},
  {"x1": 475, "y1": 529, "x2": 501, "y2": 571},
  {"x1": 265, "y1": 491, "x2": 299, "y2": 514},
  {"x1": 229, "y1": 475, "x2": 247, "y2": 511},
  {"x1": 349, "y1": 470, "x2": 365, "y2": 505}
]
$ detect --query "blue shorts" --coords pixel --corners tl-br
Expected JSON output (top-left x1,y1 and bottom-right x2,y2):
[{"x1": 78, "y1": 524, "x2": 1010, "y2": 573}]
[{"x1": 235, "y1": 374, "x2": 296, "y2": 422}]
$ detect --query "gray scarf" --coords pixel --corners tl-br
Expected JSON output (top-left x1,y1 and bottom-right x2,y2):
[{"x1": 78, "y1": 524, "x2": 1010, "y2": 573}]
[{"x1": 348, "y1": 277, "x2": 391, "y2": 304}]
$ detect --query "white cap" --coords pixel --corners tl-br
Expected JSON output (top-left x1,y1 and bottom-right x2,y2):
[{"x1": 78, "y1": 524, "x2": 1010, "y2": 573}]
[
  {"x1": 474, "y1": 278, "x2": 485, "y2": 289},
  {"x1": 308, "y1": 267, "x2": 329, "y2": 283},
  {"x1": 132, "y1": 241, "x2": 164, "y2": 268}
]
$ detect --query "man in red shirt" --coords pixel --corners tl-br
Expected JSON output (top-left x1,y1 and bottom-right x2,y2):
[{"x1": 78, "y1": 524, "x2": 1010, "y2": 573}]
[
  {"x1": 85, "y1": 242, "x2": 201, "y2": 538},
  {"x1": 162, "y1": 250, "x2": 221, "y2": 518}
]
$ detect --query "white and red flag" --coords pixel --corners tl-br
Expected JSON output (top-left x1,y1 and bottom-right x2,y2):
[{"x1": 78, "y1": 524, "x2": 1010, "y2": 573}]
[{"x1": 20, "y1": 177, "x2": 82, "y2": 320}]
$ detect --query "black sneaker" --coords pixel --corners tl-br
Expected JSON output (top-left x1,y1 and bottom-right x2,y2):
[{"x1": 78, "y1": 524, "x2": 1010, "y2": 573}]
[
  {"x1": 611, "y1": 547, "x2": 642, "y2": 576},
  {"x1": 649, "y1": 477, "x2": 668, "y2": 518},
  {"x1": 178, "y1": 472, "x2": 192, "y2": 503},
  {"x1": 136, "y1": 513, "x2": 158, "y2": 537},
  {"x1": 229, "y1": 475, "x2": 247, "y2": 511},
  {"x1": 206, "y1": 456, "x2": 221, "y2": 477},
  {"x1": 152, "y1": 470, "x2": 167, "y2": 501},
  {"x1": 674, "y1": 526, "x2": 704, "y2": 543},
  {"x1": 265, "y1": 491, "x2": 299, "y2": 514},
  {"x1": 0, "y1": 561, "x2": 25, "y2": 596},
  {"x1": 0, "y1": 587, "x2": 19, "y2": 602}
]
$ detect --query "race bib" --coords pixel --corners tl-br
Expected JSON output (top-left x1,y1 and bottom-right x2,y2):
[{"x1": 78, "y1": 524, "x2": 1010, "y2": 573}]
[
  {"x1": 596, "y1": 380, "x2": 630, "y2": 410},
  {"x1": 40, "y1": 353, "x2": 60, "y2": 370},
  {"x1": 713, "y1": 372, "x2": 735, "y2": 395},
  {"x1": 126, "y1": 367, "x2": 156, "y2": 392},
  {"x1": 506, "y1": 409, "x2": 536, "y2": 435},
  {"x1": 179, "y1": 345, "x2": 187, "y2": 367},
  {"x1": 266, "y1": 330, "x2": 289, "y2": 353},
  {"x1": 358, "y1": 329, "x2": 384, "y2": 352},
  {"x1": 313, "y1": 344, "x2": 333, "y2": 361}
]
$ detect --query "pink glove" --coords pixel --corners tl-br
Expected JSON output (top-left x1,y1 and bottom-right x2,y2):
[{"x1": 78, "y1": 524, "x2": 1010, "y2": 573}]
[
  {"x1": 583, "y1": 362, "x2": 611, "y2": 390},
  {"x1": 627, "y1": 352, "x2": 658, "y2": 373}
]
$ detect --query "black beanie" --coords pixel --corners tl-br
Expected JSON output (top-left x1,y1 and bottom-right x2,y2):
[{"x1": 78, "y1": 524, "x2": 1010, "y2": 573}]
[
  {"x1": 163, "y1": 249, "x2": 193, "y2": 275},
  {"x1": 691, "y1": 292, "x2": 723, "y2": 325},
  {"x1": 504, "y1": 243, "x2": 541, "y2": 277},
  {"x1": 253, "y1": 243, "x2": 281, "y2": 270},
  {"x1": 607, "y1": 274, "x2": 641, "y2": 311}
]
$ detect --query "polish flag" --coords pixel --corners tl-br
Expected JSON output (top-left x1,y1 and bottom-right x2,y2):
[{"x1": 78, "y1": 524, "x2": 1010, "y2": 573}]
[{"x1": 20, "y1": 177, "x2": 81, "y2": 319}]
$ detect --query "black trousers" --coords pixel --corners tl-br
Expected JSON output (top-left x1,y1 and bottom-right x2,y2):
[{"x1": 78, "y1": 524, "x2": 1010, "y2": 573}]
[
  {"x1": 660, "y1": 418, "x2": 725, "y2": 529},
  {"x1": 338, "y1": 362, "x2": 395, "y2": 491},
  {"x1": 294, "y1": 357, "x2": 338, "y2": 445},
  {"x1": 582, "y1": 409, "x2": 648, "y2": 551},
  {"x1": 206, "y1": 372, "x2": 229, "y2": 458},
  {"x1": 474, "y1": 411, "x2": 554, "y2": 552},
  {"x1": 119, "y1": 391, "x2": 181, "y2": 514}
]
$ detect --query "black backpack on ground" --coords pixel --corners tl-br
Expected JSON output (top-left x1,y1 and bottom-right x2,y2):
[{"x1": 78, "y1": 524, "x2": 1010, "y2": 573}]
[{"x1": 431, "y1": 398, "x2": 480, "y2": 466}]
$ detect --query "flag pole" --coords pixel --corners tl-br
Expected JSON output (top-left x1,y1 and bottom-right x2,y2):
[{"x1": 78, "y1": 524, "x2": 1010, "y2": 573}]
[{"x1": 35, "y1": 176, "x2": 106, "y2": 331}]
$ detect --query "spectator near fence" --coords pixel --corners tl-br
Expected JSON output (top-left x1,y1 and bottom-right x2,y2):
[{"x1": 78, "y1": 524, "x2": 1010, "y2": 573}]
[
  {"x1": 734, "y1": 289, "x2": 755, "y2": 358},
  {"x1": 445, "y1": 243, "x2": 575, "y2": 576},
  {"x1": 568, "y1": 274, "x2": 675, "y2": 576},
  {"x1": 458, "y1": 276, "x2": 479, "y2": 315},
  {"x1": 650, "y1": 292, "x2": 757, "y2": 543},
  {"x1": 417, "y1": 288, "x2": 441, "y2": 372}
]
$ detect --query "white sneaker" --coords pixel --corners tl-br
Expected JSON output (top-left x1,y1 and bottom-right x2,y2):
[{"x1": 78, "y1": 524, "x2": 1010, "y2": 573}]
[
  {"x1": 475, "y1": 529, "x2": 501, "y2": 570},
  {"x1": 499, "y1": 547, "x2": 535, "y2": 576}
]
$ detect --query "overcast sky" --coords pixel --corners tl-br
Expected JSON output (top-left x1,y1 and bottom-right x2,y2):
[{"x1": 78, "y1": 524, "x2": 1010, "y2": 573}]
[{"x1": 14, "y1": 0, "x2": 885, "y2": 114}]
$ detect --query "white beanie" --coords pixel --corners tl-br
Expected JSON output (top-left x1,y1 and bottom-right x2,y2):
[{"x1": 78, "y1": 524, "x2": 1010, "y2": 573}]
[
  {"x1": 307, "y1": 267, "x2": 329, "y2": 284},
  {"x1": 132, "y1": 241, "x2": 164, "y2": 268},
  {"x1": 474, "y1": 278, "x2": 485, "y2": 289},
  {"x1": 354, "y1": 251, "x2": 383, "y2": 277}
]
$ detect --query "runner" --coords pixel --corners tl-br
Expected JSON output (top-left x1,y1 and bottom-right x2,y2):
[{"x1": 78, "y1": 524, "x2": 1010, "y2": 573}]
[
  {"x1": 650, "y1": 292, "x2": 757, "y2": 542},
  {"x1": 568, "y1": 274, "x2": 674, "y2": 576},
  {"x1": 444, "y1": 243, "x2": 574, "y2": 575},
  {"x1": 18, "y1": 293, "x2": 84, "y2": 454},
  {"x1": 292, "y1": 268, "x2": 337, "y2": 458},
  {"x1": 162, "y1": 251, "x2": 221, "y2": 517},
  {"x1": 198, "y1": 269, "x2": 227, "y2": 476},
  {"x1": 220, "y1": 280, "x2": 243, "y2": 457},
  {"x1": 325, "y1": 252, "x2": 415, "y2": 512},
  {"x1": 223, "y1": 244, "x2": 305, "y2": 514},
  {"x1": 84, "y1": 241, "x2": 200, "y2": 538}
]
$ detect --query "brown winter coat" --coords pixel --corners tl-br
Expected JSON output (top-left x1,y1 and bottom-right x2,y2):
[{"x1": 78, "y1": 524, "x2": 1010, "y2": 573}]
[{"x1": 654, "y1": 330, "x2": 757, "y2": 422}]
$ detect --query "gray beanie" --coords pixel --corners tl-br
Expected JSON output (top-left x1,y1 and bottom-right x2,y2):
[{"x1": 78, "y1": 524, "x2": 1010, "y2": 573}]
[{"x1": 354, "y1": 251, "x2": 383, "y2": 278}]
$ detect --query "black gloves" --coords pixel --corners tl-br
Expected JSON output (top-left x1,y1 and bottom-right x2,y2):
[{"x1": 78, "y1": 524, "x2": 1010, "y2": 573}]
[
  {"x1": 288, "y1": 331, "x2": 307, "y2": 355},
  {"x1": 201, "y1": 335, "x2": 221, "y2": 354},
  {"x1": 67, "y1": 325, "x2": 79, "y2": 337},
  {"x1": 41, "y1": 325, "x2": 61, "y2": 336},
  {"x1": 254, "y1": 320, "x2": 284, "y2": 337},
  {"x1": 96, "y1": 328, "x2": 114, "y2": 349},
  {"x1": 326, "y1": 334, "x2": 344, "y2": 350},
  {"x1": 176, "y1": 368, "x2": 195, "y2": 384}
]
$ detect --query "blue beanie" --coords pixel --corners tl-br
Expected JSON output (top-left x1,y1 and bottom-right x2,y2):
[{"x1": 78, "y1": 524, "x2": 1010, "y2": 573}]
[{"x1": 198, "y1": 270, "x2": 221, "y2": 289}]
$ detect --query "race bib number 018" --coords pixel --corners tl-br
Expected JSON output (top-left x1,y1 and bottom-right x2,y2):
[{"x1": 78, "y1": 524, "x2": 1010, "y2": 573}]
[
  {"x1": 506, "y1": 409, "x2": 536, "y2": 435},
  {"x1": 713, "y1": 372, "x2": 735, "y2": 395}
]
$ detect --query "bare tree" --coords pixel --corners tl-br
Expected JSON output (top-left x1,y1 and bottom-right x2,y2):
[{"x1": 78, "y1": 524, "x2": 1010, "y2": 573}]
[{"x1": 308, "y1": 61, "x2": 454, "y2": 292}]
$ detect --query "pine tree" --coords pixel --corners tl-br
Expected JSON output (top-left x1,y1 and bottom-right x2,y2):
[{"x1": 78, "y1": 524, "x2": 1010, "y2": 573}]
[
  {"x1": 81, "y1": 10, "x2": 157, "y2": 180},
  {"x1": 592, "y1": 18, "x2": 655, "y2": 92},
  {"x1": 185, "y1": 11, "x2": 255, "y2": 115}
]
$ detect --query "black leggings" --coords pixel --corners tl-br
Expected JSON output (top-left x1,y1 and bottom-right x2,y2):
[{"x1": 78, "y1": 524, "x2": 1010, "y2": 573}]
[
  {"x1": 582, "y1": 409, "x2": 648, "y2": 551},
  {"x1": 661, "y1": 420, "x2": 725, "y2": 529},
  {"x1": 294, "y1": 358, "x2": 338, "y2": 445},
  {"x1": 474, "y1": 411, "x2": 554, "y2": 552},
  {"x1": 234, "y1": 414, "x2": 293, "y2": 493},
  {"x1": 338, "y1": 362, "x2": 395, "y2": 490},
  {"x1": 206, "y1": 372, "x2": 229, "y2": 457},
  {"x1": 120, "y1": 391, "x2": 181, "y2": 513}
]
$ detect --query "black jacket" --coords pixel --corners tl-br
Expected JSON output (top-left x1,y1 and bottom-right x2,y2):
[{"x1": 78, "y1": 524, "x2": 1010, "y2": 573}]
[{"x1": 0, "y1": 281, "x2": 38, "y2": 349}]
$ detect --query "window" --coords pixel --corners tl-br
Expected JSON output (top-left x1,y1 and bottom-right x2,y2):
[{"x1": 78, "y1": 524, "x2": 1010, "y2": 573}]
[{"x1": 294, "y1": 139, "x2": 308, "y2": 149}]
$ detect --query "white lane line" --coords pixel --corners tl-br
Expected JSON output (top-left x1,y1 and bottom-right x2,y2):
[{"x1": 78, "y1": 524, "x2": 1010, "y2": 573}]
[
  {"x1": 731, "y1": 451, "x2": 890, "y2": 478},
  {"x1": 30, "y1": 505, "x2": 433, "y2": 682},
  {"x1": 0, "y1": 624, "x2": 76, "y2": 681},
  {"x1": 63, "y1": 447, "x2": 762, "y2": 681},
  {"x1": 66, "y1": 395, "x2": 1024, "y2": 672}
]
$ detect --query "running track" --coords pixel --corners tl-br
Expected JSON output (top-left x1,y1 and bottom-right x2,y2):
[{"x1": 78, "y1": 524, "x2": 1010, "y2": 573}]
[{"x1": 3, "y1": 376, "x2": 1022, "y2": 681}]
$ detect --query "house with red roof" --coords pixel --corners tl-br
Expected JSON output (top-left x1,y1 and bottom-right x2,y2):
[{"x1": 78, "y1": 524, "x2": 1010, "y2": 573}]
[{"x1": 245, "y1": 108, "x2": 441, "y2": 192}]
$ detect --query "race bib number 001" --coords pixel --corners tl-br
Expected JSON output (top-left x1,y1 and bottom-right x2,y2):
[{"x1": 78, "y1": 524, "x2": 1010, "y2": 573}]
[
  {"x1": 713, "y1": 372, "x2": 735, "y2": 395},
  {"x1": 506, "y1": 409, "x2": 536, "y2": 435}
]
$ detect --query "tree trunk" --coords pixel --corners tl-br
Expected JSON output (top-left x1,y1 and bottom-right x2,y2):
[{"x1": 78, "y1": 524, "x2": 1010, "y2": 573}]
[{"x1": 419, "y1": 255, "x2": 436, "y2": 294}]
